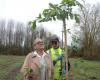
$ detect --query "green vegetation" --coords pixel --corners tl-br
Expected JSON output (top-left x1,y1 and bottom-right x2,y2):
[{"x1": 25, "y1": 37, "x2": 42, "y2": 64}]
[
  {"x1": 0, "y1": 55, "x2": 100, "y2": 80},
  {"x1": 0, "y1": 55, "x2": 24, "y2": 80},
  {"x1": 69, "y1": 58, "x2": 100, "y2": 80}
]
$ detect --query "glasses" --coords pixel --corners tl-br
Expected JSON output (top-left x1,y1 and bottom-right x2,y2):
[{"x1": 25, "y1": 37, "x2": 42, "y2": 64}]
[
  {"x1": 37, "y1": 42, "x2": 44, "y2": 45},
  {"x1": 51, "y1": 41, "x2": 57, "y2": 45}
]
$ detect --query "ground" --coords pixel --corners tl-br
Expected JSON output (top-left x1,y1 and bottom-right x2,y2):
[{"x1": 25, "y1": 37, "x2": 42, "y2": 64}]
[
  {"x1": 0, "y1": 55, "x2": 24, "y2": 80},
  {"x1": 0, "y1": 55, "x2": 100, "y2": 80}
]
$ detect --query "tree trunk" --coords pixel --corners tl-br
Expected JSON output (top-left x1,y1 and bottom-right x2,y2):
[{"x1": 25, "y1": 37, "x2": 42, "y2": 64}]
[{"x1": 63, "y1": 19, "x2": 69, "y2": 80}]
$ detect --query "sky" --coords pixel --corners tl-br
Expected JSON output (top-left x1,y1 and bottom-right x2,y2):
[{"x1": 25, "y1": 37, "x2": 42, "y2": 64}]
[{"x1": 0, "y1": 0, "x2": 99, "y2": 44}]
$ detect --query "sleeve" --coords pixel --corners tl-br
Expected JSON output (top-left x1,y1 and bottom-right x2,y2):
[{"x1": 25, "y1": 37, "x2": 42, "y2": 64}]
[{"x1": 20, "y1": 53, "x2": 31, "y2": 77}]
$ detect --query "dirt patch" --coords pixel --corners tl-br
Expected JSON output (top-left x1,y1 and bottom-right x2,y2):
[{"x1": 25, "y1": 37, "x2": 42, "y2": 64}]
[
  {"x1": 7, "y1": 66, "x2": 21, "y2": 80},
  {"x1": 0, "y1": 64, "x2": 8, "y2": 67},
  {"x1": 0, "y1": 64, "x2": 8, "y2": 70}
]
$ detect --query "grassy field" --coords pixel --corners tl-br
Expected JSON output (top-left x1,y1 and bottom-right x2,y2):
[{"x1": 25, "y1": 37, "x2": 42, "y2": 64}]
[
  {"x1": 0, "y1": 55, "x2": 24, "y2": 80},
  {"x1": 69, "y1": 58, "x2": 100, "y2": 80},
  {"x1": 0, "y1": 55, "x2": 100, "y2": 80}
]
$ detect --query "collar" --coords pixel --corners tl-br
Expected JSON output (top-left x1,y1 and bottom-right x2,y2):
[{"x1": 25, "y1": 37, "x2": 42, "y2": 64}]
[
  {"x1": 51, "y1": 47, "x2": 61, "y2": 51},
  {"x1": 32, "y1": 51, "x2": 46, "y2": 59}
]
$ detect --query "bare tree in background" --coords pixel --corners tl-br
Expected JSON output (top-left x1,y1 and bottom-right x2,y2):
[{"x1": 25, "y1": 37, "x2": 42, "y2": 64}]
[
  {"x1": 0, "y1": 19, "x2": 6, "y2": 45},
  {"x1": 14, "y1": 22, "x2": 25, "y2": 47},
  {"x1": 79, "y1": 3, "x2": 100, "y2": 59},
  {"x1": 24, "y1": 25, "x2": 33, "y2": 52},
  {"x1": 6, "y1": 20, "x2": 15, "y2": 46}
]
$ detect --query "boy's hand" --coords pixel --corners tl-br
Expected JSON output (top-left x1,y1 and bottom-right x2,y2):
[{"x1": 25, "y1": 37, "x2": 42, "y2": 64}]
[{"x1": 53, "y1": 60, "x2": 57, "y2": 66}]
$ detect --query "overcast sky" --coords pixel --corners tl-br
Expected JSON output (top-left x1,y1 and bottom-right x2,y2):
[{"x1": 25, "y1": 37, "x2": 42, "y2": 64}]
[
  {"x1": 0, "y1": 0, "x2": 98, "y2": 22},
  {"x1": 0, "y1": 0, "x2": 99, "y2": 44}
]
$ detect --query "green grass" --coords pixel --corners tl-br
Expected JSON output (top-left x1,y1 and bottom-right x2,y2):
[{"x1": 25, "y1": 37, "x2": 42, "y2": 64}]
[
  {"x1": 0, "y1": 55, "x2": 100, "y2": 80},
  {"x1": 0, "y1": 55, "x2": 25, "y2": 80},
  {"x1": 69, "y1": 58, "x2": 100, "y2": 80}
]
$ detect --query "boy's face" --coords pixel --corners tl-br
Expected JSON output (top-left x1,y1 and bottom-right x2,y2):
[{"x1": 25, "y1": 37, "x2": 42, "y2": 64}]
[{"x1": 51, "y1": 41, "x2": 59, "y2": 49}]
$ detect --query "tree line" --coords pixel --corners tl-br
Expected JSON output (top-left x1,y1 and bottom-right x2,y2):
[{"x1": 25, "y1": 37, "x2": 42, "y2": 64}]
[
  {"x1": 70, "y1": 3, "x2": 100, "y2": 60},
  {"x1": 0, "y1": 19, "x2": 52, "y2": 55},
  {"x1": 0, "y1": 3, "x2": 100, "y2": 60}
]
